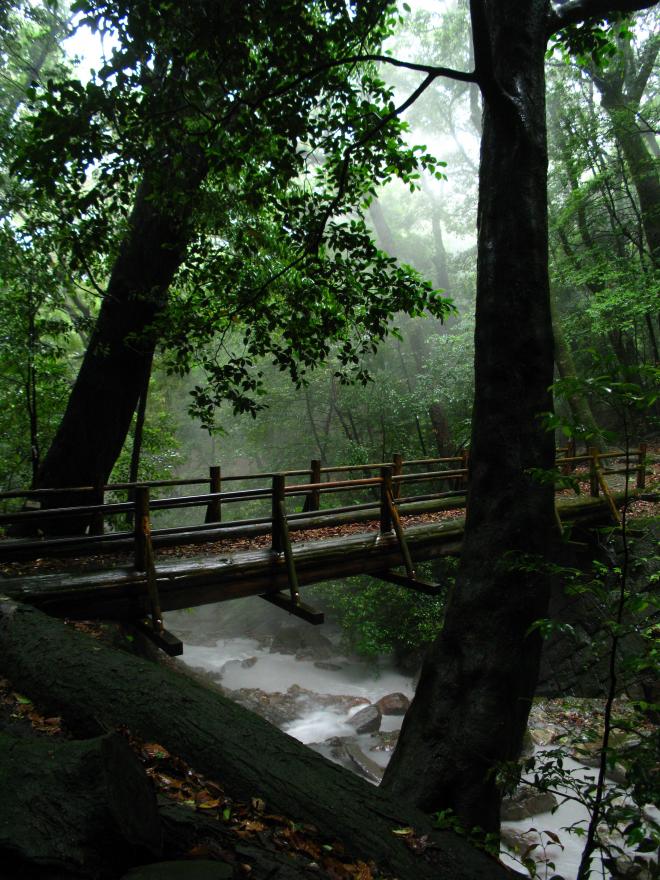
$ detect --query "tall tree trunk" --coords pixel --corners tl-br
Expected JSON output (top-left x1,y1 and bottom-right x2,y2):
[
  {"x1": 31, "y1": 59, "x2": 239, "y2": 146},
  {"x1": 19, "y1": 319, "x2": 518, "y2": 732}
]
[
  {"x1": 382, "y1": 0, "x2": 557, "y2": 834},
  {"x1": 420, "y1": 176, "x2": 451, "y2": 292},
  {"x1": 30, "y1": 153, "x2": 207, "y2": 530},
  {"x1": 368, "y1": 199, "x2": 397, "y2": 255},
  {"x1": 550, "y1": 288, "x2": 602, "y2": 445},
  {"x1": 596, "y1": 66, "x2": 660, "y2": 265}
]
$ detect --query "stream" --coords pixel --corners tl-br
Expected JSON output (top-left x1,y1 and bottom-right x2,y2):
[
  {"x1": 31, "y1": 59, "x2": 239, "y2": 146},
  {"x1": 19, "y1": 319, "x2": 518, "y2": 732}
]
[{"x1": 165, "y1": 601, "x2": 655, "y2": 880}]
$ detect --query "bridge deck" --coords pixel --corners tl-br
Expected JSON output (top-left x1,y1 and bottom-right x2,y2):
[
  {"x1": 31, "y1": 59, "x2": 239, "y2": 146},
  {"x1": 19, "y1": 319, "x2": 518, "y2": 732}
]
[{"x1": 1, "y1": 494, "x2": 619, "y2": 622}]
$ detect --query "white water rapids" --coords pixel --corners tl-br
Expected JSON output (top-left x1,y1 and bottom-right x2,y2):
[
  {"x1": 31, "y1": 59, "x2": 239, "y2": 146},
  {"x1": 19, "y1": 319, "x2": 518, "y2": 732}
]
[{"x1": 166, "y1": 605, "x2": 655, "y2": 880}]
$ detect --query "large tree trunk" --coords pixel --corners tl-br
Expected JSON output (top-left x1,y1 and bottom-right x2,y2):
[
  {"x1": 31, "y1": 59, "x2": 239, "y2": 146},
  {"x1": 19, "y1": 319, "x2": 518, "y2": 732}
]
[
  {"x1": 0, "y1": 731, "x2": 162, "y2": 878},
  {"x1": 382, "y1": 0, "x2": 557, "y2": 835},
  {"x1": 0, "y1": 598, "x2": 511, "y2": 880},
  {"x1": 550, "y1": 288, "x2": 602, "y2": 445},
  {"x1": 29, "y1": 153, "x2": 207, "y2": 531},
  {"x1": 596, "y1": 66, "x2": 660, "y2": 266}
]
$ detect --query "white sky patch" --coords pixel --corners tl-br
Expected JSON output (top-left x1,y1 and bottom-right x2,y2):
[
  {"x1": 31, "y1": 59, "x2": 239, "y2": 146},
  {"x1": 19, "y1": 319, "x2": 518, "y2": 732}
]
[{"x1": 62, "y1": 17, "x2": 118, "y2": 83}]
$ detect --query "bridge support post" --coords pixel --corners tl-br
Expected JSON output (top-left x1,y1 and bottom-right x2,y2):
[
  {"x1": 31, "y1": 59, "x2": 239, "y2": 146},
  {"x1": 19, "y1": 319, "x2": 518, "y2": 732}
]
[
  {"x1": 380, "y1": 467, "x2": 393, "y2": 534},
  {"x1": 589, "y1": 447, "x2": 600, "y2": 497},
  {"x1": 271, "y1": 474, "x2": 285, "y2": 555},
  {"x1": 302, "y1": 460, "x2": 321, "y2": 512},
  {"x1": 205, "y1": 466, "x2": 222, "y2": 524},
  {"x1": 561, "y1": 437, "x2": 576, "y2": 475},
  {"x1": 90, "y1": 478, "x2": 105, "y2": 537},
  {"x1": 133, "y1": 484, "x2": 182, "y2": 655},
  {"x1": 134, "y1": 486, "x2": 150, "y2": 571},
  {"x1": 461, "y1": 448, "x2": 470, "y2": 487},
  {"x1": 637, "y1": 442, "x2": 647, "y2": 490},
  {"x1": 392, "y1": 453, "x2": 403, "y2": 500},
  {"x1": 266, "y1": 472, "x2": 324, "y2": 625}
]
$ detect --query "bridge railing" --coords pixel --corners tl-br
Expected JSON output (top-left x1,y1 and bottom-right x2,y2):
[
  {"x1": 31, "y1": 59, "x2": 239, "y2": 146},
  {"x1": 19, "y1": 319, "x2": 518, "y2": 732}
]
[
  {"x1": 0, "y1": 445, "x2": 650, "y2": 565},
  {"x1": 0, "y1": 453, "x2": 471, "y2": 563}
]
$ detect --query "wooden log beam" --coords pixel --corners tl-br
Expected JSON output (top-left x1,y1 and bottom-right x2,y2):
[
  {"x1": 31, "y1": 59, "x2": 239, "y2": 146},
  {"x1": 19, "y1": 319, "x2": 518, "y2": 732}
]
[
  {"x1": 1, "y1": 519, "x2": 466, "y2": 620},
  {"x1": 0, "y1": 730, "x2": 162, "y2": 877},
  {"x1": 0, "y1": 494, "x2": 627, "y2": 622},
  {"x1": 0, "y1": 494, "x2": 468, "y2": 563}
]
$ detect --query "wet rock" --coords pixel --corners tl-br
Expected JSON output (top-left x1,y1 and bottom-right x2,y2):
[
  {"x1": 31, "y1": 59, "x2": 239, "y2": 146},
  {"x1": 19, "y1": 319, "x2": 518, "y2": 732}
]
[
  {"x1": 121, "y1": 861, "x2": 233, "y2": 879},
  {"x1": 500, "y1": 827, "x2": 564, "y2": 864},
  {"x1": 342, "y1": 741, "x2": 384, "y2": 783},
  {"x1": 369, "y1": 730, "x2": 399, "y2": 753},
  {"x1": 228, "y1": 685, "x2": 369, "y2": 728},
  {"x1": 521, "y1": 728, "x2": 535, "y2": 758},
  {"x1": 269, "y1": 626, "x2": 303, "y2": 655},
  {"x1": 605, "y1": 856, "x2": 654, "y2": 880},
  {"x1": 570, "y1": 742, "x2": 628, "y2": 784},
  {"x1": 501, "y1": 785, "x2": 557, "y2": 820},
  {"x1": 375, "y1": 693, "x2": 410, "y2": 716},
  {"x1": 241, "y1": 657, "x2": 258, "y2": 668},
  {"x1": 500, "y1": 827, "x2": 532, "y2": 856},
  {"x1": 314, "y1": 661, "x2": 343, "y2": 671},
  {"x1": 348, "y1": 705, "x2": 381, "y2": 735},
  {"x1": 528, "y1": 725, "x2": 557, "y2": 746},
  {"x1": 270, "y1": 625, "x2": 335, "y2": 660}
]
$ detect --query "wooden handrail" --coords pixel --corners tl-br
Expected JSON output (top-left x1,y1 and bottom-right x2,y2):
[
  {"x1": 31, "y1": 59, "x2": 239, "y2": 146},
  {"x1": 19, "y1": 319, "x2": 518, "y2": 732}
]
[
  {"x1": 0, "y1": 445, "x2": 645, "y2": 542},
  {"x1": 2, "y1": 445, "x2": 647, "y2": 503}
]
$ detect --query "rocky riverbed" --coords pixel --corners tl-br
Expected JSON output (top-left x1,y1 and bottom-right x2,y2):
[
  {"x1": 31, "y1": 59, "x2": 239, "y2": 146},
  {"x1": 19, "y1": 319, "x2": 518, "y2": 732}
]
[{"x1": 166, "y1": 605, "x2": 658, "y2": 880}]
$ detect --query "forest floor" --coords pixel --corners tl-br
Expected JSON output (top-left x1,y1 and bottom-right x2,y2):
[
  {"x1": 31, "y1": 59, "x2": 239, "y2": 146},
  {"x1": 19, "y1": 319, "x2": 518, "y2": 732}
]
[{"x1": 0, "y1": 653, "x2": 397, "y2": 880}]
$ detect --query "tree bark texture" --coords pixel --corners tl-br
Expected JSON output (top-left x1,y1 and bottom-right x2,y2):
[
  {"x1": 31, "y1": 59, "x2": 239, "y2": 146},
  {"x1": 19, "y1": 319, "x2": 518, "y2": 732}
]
[
  {"x1": 0, "y1": 731, "x2": 162, "y2": 878},
  {"x1": 382, "y1": 0, "x2": 557, "y2": 834},
  {"x1": 596, "y1": 62, "x2": 660, "y2": 265},
  {"x1": 550, "y1": 288, "x2": 602, "y2": 443},
  {"x1": 31, "y1": 154, "x2": 207, "y2": 529},
  {"x1": 0, "y1": 598, "x2": 511, "y2": 880}
]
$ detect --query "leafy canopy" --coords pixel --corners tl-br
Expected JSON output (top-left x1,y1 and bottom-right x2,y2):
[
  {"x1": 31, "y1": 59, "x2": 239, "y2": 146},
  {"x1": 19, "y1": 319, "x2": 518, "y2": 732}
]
[{"x1": 11, "y1": 0, "x2": 453, "y2": 429}]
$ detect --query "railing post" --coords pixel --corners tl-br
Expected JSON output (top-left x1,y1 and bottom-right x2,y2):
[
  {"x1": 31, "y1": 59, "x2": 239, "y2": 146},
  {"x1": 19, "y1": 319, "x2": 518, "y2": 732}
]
[
  {"x1": 562, "y1": 437, "x2": 576, "y2": 475},
  {"x1": 134, "y1": 485, "x2": 150, "y2": 571},
  {"x1": 589, "y1": 447, "x2": 600, "y2": 497},
  {"x1": 636, "y1": 442, "x2": 647, "y2": 490},
  {"x1": 380, "y1": 466, "x2": 393, "y2": 534},
  {"x1": 392, "y1": 452, "x2": 403, "y2": 500},
  {"x1": 89, "y1": 478, "x2": 105, "y2": 536},
  {"x1": 205, "y1": 465, "x2": 222, "y2": 523},
  {"x1": 459, "y1": 448, "x2": 470, "y2": 492},
  {"x1": 303, "y1": 459, "x2": 321, "y2": 512},
  {"x1": 271, "y1": 474, "x2": 285, "y2": 554}
]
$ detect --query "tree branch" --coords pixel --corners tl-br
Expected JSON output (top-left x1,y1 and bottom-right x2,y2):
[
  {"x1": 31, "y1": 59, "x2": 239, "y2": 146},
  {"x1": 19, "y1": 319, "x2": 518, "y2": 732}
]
[
  {"x1": 306, "y1": 71, "x2": 439, "y2": 253},
  {"x1": 547, "y1": 0, "x2": 659, "y2": 36}
]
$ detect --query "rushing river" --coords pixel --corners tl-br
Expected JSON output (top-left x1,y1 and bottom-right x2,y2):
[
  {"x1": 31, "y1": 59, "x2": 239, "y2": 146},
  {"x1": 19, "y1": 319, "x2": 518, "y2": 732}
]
[{"x1": 165, "y1": 602, "x2": 655, "y2": 880}]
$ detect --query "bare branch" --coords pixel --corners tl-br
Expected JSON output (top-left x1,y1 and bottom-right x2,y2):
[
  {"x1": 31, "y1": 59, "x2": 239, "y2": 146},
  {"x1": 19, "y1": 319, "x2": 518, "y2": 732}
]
[{"x1": 547, "y1": 0, "x2": 659, "y2": 36}]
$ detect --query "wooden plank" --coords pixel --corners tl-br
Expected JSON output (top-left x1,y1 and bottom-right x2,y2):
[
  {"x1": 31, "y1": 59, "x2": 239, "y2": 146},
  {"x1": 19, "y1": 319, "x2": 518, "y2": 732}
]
[
  {"x1": 373, "y1": 570, "x2": 443, "y2": 596},
  {"x1": 261, "y1": 592, "x2": 324, "y2": 624},
  {"x1": 134, "y1": 619, "x2": 184, "y2": 656},
  {"x1": 386, "y1": 488, "x2": 416, "y2": 577},
  {"x1": 1, "y1": 494, "x2": 627, "y2": 622}
]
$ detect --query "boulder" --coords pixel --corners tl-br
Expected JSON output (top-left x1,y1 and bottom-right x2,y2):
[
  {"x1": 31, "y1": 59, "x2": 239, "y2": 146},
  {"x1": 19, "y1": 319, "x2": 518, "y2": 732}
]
[
  {"x1": 122, "y1": 862, "x2": 233, "y2": 880},
  {"x1": 375, "y1": 693, "x2": 410, "y2": 716},
  {"x1": 348, "y1": 705, "x2": 381, "y2": 735},
  {"x1": 500, "y1": 784, "x2": 557, "y2": 820},
  {"x1": 342, "y1": 740, "x2": 384, "y2": 783},
  {"x1": 269, "y1": 625, "x2": 335, "y2": 660},
  {"x1": 605, "y1": 856, "x2": 654, "y2": 880}
]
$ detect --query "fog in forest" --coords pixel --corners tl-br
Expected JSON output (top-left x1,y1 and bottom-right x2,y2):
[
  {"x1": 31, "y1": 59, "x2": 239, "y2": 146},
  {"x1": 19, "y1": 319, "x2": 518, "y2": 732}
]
[{"x1": 0, "y1": 2, "x2": 658, "y2": 879}]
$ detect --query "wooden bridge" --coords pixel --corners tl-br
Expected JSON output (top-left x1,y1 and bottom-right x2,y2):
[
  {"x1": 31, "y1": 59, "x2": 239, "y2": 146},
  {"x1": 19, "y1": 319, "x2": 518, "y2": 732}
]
[{"x1": 0, "y1": 445, "x2": 649, "y2": 655}]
